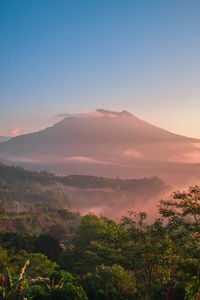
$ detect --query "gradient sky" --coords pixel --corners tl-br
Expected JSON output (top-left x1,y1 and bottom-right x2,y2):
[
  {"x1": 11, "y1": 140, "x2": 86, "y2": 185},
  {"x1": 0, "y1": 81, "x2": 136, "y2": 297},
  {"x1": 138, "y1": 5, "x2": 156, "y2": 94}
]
[{"x1": 1, "y1": 0, "x2": 200, "y2": 138}]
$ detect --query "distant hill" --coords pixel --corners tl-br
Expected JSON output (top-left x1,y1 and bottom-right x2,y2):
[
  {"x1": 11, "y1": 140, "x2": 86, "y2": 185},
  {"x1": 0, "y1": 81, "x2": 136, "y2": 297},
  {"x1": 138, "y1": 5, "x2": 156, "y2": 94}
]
[
  {"x1": 0, "y1": 109, "x2": 200, "y2": 184},
  {"x1": 0, "y1": 162, "x2": 168, "y2": 220},
  {"x1": 0, "y1": 162, "x2": 167, "y2": 192}
]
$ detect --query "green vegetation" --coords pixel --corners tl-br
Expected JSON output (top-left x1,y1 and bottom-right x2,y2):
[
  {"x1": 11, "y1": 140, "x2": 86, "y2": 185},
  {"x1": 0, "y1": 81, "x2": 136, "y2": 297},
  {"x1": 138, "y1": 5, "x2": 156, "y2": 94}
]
[
  {"x1": 0, "y1": 162, "x2": 168, "y2": 235},
  {"x1": 0, "y1": 185, "x2": 200, "y2": 299},
  {"x1": 0, "y1": 162, "x2": 168, "y2": 217},
  {"x1": 1, "y1": 162, "x2": 200, "y2": 299},
  {"x1": 0, "y1": 162, "x2": 167, "y2": 192}
]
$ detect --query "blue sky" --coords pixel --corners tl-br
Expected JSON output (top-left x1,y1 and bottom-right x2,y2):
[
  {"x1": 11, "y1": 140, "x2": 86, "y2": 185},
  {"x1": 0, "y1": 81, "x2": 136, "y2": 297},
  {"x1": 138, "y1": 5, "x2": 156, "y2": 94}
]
[{"x1": 1, "y1": 0, "x2": 200, "y2": 137}]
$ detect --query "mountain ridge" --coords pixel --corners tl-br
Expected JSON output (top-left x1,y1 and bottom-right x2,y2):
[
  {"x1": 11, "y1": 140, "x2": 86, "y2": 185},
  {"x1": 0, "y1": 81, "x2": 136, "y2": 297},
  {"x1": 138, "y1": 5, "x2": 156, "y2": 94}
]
[
  {"x1": 0, "y1": 109, "x2": 200, "y2": 185},
  {"x1": 3, "y1": 109, "x2": 199, "y2": 143}
]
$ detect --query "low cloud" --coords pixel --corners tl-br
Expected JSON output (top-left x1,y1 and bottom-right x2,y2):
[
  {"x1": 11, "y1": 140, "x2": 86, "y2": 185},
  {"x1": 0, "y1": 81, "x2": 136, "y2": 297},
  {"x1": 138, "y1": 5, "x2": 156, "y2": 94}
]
[
  {"x1": 2, "y1": 155, "x2": 114, "y2": 166},
  {"x1": 66, "y1": 156, "x2": 112, "y2": 165},
  {"x1": 82, "y1": 110, "x2": 118, "y2": 118},
  {"x1": 79, "y1": 110, "x2": 118, "y2": 118},
  {"x1": 55, "y1": 110, "x2": 118, "y2": 120},
  {"x1": 1, "y1": 155, "x2": 41, "y2": 163},
  {"x1": 192, "y1": 143, "x2": 200, "y2": 149},
  {"x1": 170, "y1": 151, "x2": 200, "y2": 163},
  {"x1": 123, "y1": 148, "x2": 142, "y2": 158},
  {"x1": 81, "y1": 110, "x2": 104, "y2": 118},
  {"x1": 170, "y1": 142, "x2": 200, "y2": 151}
]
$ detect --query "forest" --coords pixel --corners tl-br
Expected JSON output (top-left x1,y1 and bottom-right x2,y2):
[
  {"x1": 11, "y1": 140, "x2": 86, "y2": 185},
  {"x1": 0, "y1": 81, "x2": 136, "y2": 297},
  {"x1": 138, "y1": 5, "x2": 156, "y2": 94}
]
[
  {"x1": 0, "y1": 163, "x2": 200, "y2": 299},
  {"x1": 0, "y1": 162, "x2": 167, "y2": 230}
]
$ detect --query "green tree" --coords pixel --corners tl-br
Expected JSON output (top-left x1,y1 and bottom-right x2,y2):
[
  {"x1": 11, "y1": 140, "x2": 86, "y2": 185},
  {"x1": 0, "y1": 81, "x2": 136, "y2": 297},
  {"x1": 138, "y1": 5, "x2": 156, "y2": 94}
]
[
  {"x1": 25, "y1": 253, "x2": 58, "y2": 278},
  {"x1": 36, "y1": 234, "x2": 62, "y2": 262},
  {"x1": 27, "y1": 273, "x2": 87, "y2": 300},
  {"x1": 83, "y1": 264, "x2": 136, "y2": 300},
  {"x1": 159, "y1": 185, "x2": 200, "y2": 227}
]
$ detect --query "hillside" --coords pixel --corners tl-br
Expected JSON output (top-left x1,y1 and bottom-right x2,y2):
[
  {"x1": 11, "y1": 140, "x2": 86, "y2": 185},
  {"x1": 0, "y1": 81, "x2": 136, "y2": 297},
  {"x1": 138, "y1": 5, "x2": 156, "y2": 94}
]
[
  {"x1": 0, "y1": 162, "x2": 168, "y2": 221},
  {"x1": 0, "y1": 110, "x2": 200, "y2": 184}
]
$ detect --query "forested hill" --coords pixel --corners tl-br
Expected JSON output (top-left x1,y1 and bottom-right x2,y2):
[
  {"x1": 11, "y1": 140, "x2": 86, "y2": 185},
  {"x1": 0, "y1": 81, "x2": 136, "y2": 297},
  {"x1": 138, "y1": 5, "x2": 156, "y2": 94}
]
[
  {"x1": 0, "y1": 161, "x2": 169, "y2": 224},
  {"x1": 0, "y1": 162, "x2": 167, "y2": 192},
  {"x1": 0, "y1": 162, "x2": 56, "y2": 186}
]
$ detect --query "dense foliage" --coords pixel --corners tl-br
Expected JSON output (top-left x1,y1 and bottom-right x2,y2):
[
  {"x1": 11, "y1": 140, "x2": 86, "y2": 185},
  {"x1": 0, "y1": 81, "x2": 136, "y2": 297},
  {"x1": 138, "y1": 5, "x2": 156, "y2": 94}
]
[
  {"x1": 1, "y1": 163, "x2": 200, "y2": 299},
  {"x1": 0, "y1": 185, "x2": 200, "y2": 299}
]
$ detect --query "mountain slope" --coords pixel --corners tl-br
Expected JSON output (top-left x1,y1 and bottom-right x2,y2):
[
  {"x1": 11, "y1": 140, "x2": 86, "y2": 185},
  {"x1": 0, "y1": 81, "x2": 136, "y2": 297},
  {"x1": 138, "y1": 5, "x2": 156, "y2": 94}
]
[
  {"x1": 0, "y1": 136, "x2": 10, "y2": 142},
  {"x1": 0, "y1": 109, "x2": 200, "y2": 184}
]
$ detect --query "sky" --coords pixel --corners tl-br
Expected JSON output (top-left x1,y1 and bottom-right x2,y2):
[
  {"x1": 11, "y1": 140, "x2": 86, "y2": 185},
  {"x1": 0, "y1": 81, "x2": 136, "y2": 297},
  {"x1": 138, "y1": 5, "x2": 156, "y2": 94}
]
[{"x1": 1, "y1": 0, "x2": 200, "y2": 138}]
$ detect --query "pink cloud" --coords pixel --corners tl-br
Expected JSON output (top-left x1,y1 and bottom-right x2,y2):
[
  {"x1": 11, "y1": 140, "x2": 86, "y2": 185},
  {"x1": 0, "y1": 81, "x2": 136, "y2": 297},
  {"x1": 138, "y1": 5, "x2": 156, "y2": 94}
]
[
  {"x1": 79, "y1": 110, "x2": 117, "y2": 118},
  {"x1": 169, "y1": 151, "x2": 200, "y2": 163},
  {"x1": 105, "y1": 113, "x2": 117, "y2": 118},
  {"x1": 56, "y1": 110, "x2": 118, "y2": 120},
  {"x1": 170, "y1": 142, "x2": 200, "y2": 151},
  {"x1": 192, "y1": 143, "x2": 200, "y2": 149},
  {"x1": 67, "y1": 156, "x2": 111, "y2": 165},
  {"x1": 8, "y1": 127, "x2": 20, "y2": 137},
  {"x1": 123, "y1": 148, "x2": 142, "y2": 158},
  {"x1": 82, "y1": 110, "x2": 103, "y2": 118},
  {"x1": 2, "y1": 155, "x2": 116, "y2": 166}
]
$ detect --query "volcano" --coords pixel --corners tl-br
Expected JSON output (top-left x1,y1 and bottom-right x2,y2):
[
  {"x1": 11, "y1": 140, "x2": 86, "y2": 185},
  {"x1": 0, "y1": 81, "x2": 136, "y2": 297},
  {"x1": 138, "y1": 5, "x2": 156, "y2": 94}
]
[{"x1": 1, "y1": 109, "x2": 200, "y2": 184}]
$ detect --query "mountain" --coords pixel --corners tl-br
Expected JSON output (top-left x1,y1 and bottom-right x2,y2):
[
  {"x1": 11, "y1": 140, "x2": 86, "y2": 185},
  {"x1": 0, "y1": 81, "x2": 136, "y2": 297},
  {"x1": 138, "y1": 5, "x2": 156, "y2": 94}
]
[
  {"x1": 0, "y1": 109, "x2": 200, "y2": 184},
  {"x1": 0, "y1": 136, "x2": 10, "y2": 142}
]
